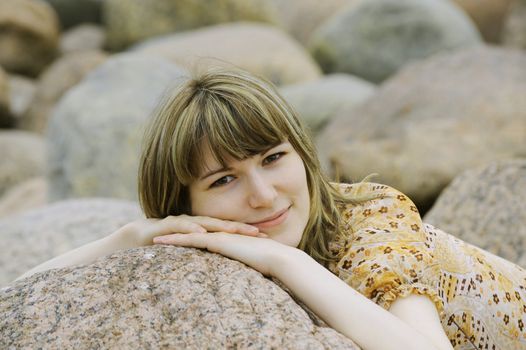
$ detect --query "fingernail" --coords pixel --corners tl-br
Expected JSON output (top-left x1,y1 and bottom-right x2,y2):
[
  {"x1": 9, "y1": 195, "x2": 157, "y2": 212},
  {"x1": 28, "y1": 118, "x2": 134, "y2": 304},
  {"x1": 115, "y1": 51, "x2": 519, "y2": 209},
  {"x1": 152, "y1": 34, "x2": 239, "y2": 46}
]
[{"x1": 247, "y1": 225, "x2": 259, "y2": 233}]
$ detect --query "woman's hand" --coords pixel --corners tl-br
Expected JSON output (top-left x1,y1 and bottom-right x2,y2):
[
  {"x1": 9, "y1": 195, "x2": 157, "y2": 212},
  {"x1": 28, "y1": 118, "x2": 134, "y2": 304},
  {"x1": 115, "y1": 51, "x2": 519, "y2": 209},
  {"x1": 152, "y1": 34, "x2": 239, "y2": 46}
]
[
  {"x1": 122, "y1": 215, "x2": 266, "y2": 247},
  {"x1": 152, "y1": 232, "x2": 298, "y2": 277}
]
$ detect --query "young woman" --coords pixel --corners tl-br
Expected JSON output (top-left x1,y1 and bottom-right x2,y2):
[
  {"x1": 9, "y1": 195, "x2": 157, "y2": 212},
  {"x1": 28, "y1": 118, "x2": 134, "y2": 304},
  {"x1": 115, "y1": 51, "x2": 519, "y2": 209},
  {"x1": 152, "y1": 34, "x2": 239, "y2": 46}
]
[{"x1": 16, "y1": 68, "x2": 525, "y2": 350}]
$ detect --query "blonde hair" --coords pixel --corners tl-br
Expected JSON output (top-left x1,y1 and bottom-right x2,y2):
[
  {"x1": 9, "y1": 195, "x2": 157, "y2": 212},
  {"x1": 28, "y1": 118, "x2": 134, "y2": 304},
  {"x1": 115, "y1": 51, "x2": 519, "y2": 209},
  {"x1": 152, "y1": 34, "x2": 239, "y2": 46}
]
[{"x1": 139, "y1": 67, "x2": 372, "y2": 266}]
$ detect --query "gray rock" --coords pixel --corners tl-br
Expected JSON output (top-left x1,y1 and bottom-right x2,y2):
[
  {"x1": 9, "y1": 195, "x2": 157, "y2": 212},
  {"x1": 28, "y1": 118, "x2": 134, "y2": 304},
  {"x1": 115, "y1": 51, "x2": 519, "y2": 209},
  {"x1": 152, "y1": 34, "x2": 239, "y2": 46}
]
[
  {"x1": 60, "y1": 24, "x2": 106, "y2": 54},
  {"x1": 0, "y1": 0, "x2": 60, "y2": 77},
  {"x1": 316, "y1": 46, "x2": 526, "y2": 211},
  {"x1": 47, "y1": 53, "x2": 187, "y2": 201},
  {"x1": 424, "y1": 160, "x2": 526, "y2": 268},
  {"x1": 502, "y1": 0, "x2": 526, "y2": 49},
  {"x1": 280, "y1": 74, "x2": 375, "y2": 134},
  {"x1": 0, "y1": 131, "x2": 46, "y2": 198},
  {"x1": 7, "y1": 75, "x2": 36, "y2": 121},
  {"x1": 0, "y1": 177, "x2": 48, "y2": 219},
  {"x1": 0, "y1": 198, "x2": 142, "y2": 285},
  {"x1": 20, "y1": 50, "x2": 108, "y2": 133},
  {"x1": 309, "y1": 0, "x2": 482, "y2": 83},
  {"x1": 269, "y1": 0, "x2": 358, "y2": 45},
  {"x1": 132, "y1": 22, "x2": 321, "y2": 86},
  {"x1": 451, "y1": 0, "x2": 515, "y2": 43},
  {"x1": 0, "y1": 67, "x2": 11, "y2": 128},
  {"x1": 0, "y1": 246, "x2": 360, "y2": 349},
  {"x1": 103, "y1": 0, "x2": 278, "y2": 51},
  {"x1": 44, "y1": 0, "x2": 103, "y2": 29}
]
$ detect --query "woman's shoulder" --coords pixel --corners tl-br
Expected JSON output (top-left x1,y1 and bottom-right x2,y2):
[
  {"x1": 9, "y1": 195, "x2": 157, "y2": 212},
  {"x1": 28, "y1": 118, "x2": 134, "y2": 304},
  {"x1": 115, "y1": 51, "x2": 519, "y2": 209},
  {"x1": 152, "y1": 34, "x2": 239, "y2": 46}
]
[{"x1": 330, "y1": 181, "x2": 412, "y2": 202}]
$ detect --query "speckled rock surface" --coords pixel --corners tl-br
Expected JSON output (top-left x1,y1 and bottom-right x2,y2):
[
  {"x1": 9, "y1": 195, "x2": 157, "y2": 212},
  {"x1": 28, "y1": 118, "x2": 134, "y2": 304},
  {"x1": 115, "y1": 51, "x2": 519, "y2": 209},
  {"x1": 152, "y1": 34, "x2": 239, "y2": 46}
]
[
  {"x1": 309, "y1": 0, "x2": 481, "y2": 83},
  {"x1": 132, "y1": 22, "x2": 321, "y2": 86},
  {"x1": 0, "y1": 131, "x2": 46, "y2": 198},
  {"x1": 316, "y1": 46, "x2": 526, "y2": 212},
  {"x1": 103, "y1": 0, "x2": 278, "y2": 51},
  {"x1": 0, "y1": 246, "x2": 360, "y2": 349},
  {"x1": 47, "y1": 53, "x2": 187, "y2": 201},
  {"x1": 0, "y1": 198, "x2": 142, "y2": 286},
  {"x1": 280, "y1": 73, "x2": 375, "y2": 134},
  {"x1": 424, "y1": 159, "x2": 526, "y2": 268}
]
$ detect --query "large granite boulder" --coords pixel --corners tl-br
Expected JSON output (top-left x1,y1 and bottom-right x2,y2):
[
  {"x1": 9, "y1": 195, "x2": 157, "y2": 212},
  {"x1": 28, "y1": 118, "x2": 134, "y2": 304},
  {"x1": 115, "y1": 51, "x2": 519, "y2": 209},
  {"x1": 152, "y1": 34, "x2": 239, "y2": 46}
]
[
  {"x1": 502, "y1": 0, "x2": 526, "y2": 49},
  {"x1": 132, "y1": 22, "x2": 321, "y2": 86},
  {"x1": 269, "y1": 0, "x2": 358, "y2": 45},
  {"x1": 43, "y1": 0, "x2": 103, "y2": 29},
  {"x1": 309, "y1": 0, "x2": 482, "y2": 83},
  {"x1": 424, "y1": 159, "x2": 526, "y2": 268},
  {"x1": 47, "y1": 53, "x2": 187, "y2": 201},
  {"x1": 0, "y1": 198, "x2": 142, "y2": 285},
  {"x1": 0, "y1": 67, "x2": 11, "y2": 128},
  {"x1": 452, "y1": 0, "x2": 515, "y2": 43},
  {"x1": 0, "y1": 177, "x2": 48, "y2": 219},
  {"x1": 316, "y1": 46, "x2": 526, "y2": 211},
  {"x1": 0, "y1": 0, "x2": 60, "y2": 77},
  {"x1": 0, "y1": 131, "x2": 46, "y2": 198},
  {"x1": 103, "y1": 0, "x2": 278, "y2": 51},
  {"x1": 280, "y1": 74, "x2": 375, "y2": 134},
  {"x1": 0, "y1": 246, "x2": 360, "y2": 349},
  {"x1": 19, "y1": 50, "x2": 108, "y2": 133}
]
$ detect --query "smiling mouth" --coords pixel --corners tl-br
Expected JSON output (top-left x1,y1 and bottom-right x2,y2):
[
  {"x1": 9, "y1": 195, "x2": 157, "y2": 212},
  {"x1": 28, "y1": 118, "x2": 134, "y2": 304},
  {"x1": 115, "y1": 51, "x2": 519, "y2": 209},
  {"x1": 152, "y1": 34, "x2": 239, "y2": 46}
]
[{"x1": 249, "y1": 206, "x2": 291, "y2": 229}]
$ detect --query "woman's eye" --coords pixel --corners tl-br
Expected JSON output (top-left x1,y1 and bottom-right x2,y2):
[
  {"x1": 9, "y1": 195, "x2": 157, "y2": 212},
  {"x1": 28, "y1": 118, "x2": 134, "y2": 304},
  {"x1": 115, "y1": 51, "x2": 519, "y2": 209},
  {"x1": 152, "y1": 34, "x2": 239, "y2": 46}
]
[
  {"x1": 211, "y1": 175, "x2": 235, "y2": 188},
  {"x1": 263, "y1": 152, "x2": 285, "y2": 165}
]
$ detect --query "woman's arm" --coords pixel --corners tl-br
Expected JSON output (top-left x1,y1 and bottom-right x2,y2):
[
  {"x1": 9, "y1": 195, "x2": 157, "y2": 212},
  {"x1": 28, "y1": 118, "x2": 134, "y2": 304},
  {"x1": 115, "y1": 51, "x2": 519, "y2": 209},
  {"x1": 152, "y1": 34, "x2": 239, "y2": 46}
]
[
  {"x1": 271, "y1": 249, "x2": 449, "y2": 350},
  {"x1": 13, "y1": 216, "x2": 260, "y2": 283}
]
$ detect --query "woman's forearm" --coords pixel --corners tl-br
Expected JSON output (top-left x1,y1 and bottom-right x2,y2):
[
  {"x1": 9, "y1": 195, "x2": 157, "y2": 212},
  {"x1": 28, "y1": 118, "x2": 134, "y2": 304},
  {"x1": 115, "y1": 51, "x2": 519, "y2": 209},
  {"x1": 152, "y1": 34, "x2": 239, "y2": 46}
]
[
  {"x1": 270, "y1": 249, "x2": 440, "y2": 350},
  {"x1": 13, "y1": 225, "x2": 137, "y2": 283}
]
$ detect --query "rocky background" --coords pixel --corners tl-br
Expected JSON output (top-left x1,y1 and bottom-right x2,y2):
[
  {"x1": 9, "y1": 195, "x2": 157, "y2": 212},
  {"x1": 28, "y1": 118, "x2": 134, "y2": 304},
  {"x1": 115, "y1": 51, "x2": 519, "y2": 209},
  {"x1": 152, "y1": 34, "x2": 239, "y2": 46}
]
[{"x1": 0, "y1": 0, "x2": 525, "y2": 348}]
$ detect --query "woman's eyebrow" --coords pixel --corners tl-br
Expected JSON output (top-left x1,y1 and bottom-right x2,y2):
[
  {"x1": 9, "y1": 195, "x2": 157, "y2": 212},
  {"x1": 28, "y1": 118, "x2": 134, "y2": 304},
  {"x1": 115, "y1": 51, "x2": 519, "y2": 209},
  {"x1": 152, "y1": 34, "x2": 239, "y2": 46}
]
[{"x1": 199, "y1": 166, "x2": 232, "y2": 181}]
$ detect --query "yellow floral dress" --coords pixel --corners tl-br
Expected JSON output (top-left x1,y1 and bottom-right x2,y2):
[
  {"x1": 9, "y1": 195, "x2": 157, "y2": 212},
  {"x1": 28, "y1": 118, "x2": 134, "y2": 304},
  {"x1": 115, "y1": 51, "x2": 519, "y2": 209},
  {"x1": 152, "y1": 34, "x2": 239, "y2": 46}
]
[{"x1": 327, "y1": 182, "x2": 526, "y2": 350}]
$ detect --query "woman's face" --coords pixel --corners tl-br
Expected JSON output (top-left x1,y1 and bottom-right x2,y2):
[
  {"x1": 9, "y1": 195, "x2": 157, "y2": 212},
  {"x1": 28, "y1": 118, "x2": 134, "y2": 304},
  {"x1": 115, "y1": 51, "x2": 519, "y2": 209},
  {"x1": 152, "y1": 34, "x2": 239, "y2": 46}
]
[{"x1": 189, "y1": 141, "x2": 310, "y2": 247}]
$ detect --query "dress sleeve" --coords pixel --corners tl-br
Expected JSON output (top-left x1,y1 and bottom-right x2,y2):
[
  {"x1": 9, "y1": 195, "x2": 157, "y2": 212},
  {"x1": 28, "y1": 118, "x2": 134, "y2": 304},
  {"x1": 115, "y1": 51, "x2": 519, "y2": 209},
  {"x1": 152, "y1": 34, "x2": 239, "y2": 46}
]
[{"x1": 333, "y1": 182, "x2": 445, "y2": 317}]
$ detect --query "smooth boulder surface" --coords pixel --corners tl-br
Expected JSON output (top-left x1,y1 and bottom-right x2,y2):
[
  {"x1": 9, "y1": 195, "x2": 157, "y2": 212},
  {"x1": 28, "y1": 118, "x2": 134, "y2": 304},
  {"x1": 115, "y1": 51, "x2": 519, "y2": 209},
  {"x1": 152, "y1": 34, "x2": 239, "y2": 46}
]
[
  {"x1": 0, "y1": 246, "x2": 360, "y2": 349},
  {"x1": 103, "y1": 0, "x2": 278, "y2": 51},
  {"x1": 0, "y1": 131, "x2": 46, "y2": 198},
  {"x1": 60, "y1": 24, "x2": 106, "y2": 54},
  {"x1": 452, "y1": 0, "x2": 515, "y2": 43},
  {"x1": 424, "y1": 159, "x2": 526, "y2": 268},
  {"x1": 0, "y1": 0, "x2": 60, "y2": 77},
  {"x1": 502, "y1": 0, "x2": 526, "y2": 49},
  {"x1": 47, "y1": 53, "x2": 187, "y2": 201},
  {"x1": 43, "y1": 0, "x2": 103, "y2": 29},
  {"x1": 280, "y1": 74, "x2": 375, "y2": 134},
  {"x1": 0, "y1": 67, "x2": 11, "y2": 128},
  {"x1": 309, "y1": 0, "x2": 482, "y2": 83},
  {"x1": 0, "y1": 198, "x2": 142, "y2": 285},
  {"x1": 0, "y1": 177, "x2": 48, "y2": 219},
  {"x1": 20, "y1": 50, "x2": 108, "y2": 133},
  {"x1": 7, "y1": 75, "x2": 36, "y2": 120},
  {"x1": 133, "y1": 22, "x2": 321, "y2": 86},
  {"x1": 316, "y1": 46, "x2": 526, "y2": 211},
  {"x1": 270, "y1": 0, "x2": 357, "y2": 45}
]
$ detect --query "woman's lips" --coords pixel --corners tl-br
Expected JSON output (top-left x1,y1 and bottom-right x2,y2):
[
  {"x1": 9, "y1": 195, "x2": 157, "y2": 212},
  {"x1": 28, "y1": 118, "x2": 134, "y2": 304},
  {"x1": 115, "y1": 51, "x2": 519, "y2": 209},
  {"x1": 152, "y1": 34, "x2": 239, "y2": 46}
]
[{"x1": 250, "y1": 207, "x2": 290, "y2": 229}]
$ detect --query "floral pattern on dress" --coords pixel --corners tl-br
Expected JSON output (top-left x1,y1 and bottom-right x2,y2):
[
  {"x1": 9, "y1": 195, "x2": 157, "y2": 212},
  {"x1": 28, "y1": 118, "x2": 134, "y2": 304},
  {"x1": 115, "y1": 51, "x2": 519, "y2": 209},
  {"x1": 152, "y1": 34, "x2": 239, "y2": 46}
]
[{"x1": 327, "y1": 182, "x2": 526, "y2": 350}]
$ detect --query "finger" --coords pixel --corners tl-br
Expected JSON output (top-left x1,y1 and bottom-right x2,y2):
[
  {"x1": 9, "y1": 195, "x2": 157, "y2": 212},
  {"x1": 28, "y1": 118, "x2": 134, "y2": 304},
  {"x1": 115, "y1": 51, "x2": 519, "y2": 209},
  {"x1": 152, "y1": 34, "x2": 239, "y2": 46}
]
[
  {"x1": 157, "y1": 216, "x2": 206, "y2": 235},
  {"x1": 153, "y1": 232, "x2": 218, "y2": 250},
  {"x1": 188, "y1": 216, "x2": 263, "y2": 237}
]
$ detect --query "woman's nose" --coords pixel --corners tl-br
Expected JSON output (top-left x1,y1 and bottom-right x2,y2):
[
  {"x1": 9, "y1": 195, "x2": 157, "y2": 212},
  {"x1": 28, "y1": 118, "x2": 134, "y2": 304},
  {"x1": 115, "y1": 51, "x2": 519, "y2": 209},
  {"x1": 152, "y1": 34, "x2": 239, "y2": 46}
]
[{"x1": 247, "y1": 173, "x2": 277, "y2": 209}]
